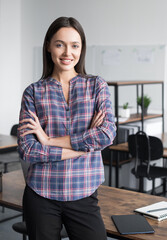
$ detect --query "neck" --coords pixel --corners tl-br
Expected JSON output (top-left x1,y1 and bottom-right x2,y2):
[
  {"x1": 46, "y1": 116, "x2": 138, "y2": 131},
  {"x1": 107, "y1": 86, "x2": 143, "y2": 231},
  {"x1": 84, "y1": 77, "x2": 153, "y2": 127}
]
[{"x1": 52, "y1": 69, "x2": 78, "y2": 84}]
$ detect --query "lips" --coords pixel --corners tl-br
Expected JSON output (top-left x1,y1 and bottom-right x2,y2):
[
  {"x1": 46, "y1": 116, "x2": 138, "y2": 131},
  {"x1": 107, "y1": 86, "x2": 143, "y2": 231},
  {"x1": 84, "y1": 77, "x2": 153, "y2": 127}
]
[{"x1": 60, "y1": 58, "x2": 73, "y2": 64}]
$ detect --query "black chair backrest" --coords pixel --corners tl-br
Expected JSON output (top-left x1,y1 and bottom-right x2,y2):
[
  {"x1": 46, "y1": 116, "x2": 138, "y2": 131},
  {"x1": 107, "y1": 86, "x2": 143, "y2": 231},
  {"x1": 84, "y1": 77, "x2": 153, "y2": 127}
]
[
  {"x1": 128, "y1": 131, "x2": 163, "y2": 161},
  {"x1": 10, "y1": 124, "x2": 19, "y2": 136}
]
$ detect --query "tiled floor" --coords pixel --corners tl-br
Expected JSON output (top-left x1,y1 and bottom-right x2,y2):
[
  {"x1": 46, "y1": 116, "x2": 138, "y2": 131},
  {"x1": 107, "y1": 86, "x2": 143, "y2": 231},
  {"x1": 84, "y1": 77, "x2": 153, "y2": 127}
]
[{"x1": 0, "y1": 208, "x2": 22, "y2": 240}]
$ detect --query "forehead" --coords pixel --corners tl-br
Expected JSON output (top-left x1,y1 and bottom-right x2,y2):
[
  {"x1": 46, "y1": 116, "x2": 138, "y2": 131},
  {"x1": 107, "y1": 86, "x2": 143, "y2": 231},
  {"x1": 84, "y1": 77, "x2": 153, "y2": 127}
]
[{"x1": 51, "y1": 27, "x2": 81, "y2": 43}]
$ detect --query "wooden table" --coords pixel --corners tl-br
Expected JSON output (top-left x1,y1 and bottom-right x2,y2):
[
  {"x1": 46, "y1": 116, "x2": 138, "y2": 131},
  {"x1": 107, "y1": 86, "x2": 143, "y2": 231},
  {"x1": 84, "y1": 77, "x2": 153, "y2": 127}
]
[
  {"x1": 0, "y1": 170, "x2": 24, "y2": 211},
  {"x1": 110, "y1": 142, "x2": 167, "y2": 158},
  {"x1": 0, "y1": 134, "x2": 18, "y2": 173},
  {"x1": 1, "y1": 170, "x2": 167, "y2": 240},
  {"x1": 100, "y1": 185, "x2": 167, "y2": 240},
  {"x1": 0, "y1": 134, "x2": 17, "y2": 150},
  {"x1": 109, "y1": 133, "x2": 167, "y2": 188}
]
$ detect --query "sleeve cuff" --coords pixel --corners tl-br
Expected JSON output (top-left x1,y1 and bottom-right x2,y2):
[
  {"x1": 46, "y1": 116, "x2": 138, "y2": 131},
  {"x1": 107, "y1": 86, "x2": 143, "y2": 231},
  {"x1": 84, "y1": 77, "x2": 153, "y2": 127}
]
[
  {"x1": 49, "y1": 146, "x2": 62, "y2": 161},
  {"x1": 71, "y1": 133, "x2": 88, "y2": 151}
]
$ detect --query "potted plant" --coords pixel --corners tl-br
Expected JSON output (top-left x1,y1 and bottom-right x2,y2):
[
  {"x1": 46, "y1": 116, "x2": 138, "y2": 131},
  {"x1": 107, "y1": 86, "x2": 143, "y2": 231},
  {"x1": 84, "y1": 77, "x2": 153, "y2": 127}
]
[
  {"x1": 120, "y1": 102, "x2": 130, "y2": 118},
  {"x1": 137, "y1": 95, "x2": 151, "y2": 115}
]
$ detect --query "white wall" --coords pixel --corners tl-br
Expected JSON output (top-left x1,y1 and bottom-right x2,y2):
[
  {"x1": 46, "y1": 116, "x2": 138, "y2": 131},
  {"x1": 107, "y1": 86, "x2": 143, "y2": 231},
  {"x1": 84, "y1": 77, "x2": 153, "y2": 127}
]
[
  {"x1": 1, "y1": 0, "x2": 167, "y2": 133},
  {"x1": 0, "y1": 0, "x2": 21, "y2": 134}
]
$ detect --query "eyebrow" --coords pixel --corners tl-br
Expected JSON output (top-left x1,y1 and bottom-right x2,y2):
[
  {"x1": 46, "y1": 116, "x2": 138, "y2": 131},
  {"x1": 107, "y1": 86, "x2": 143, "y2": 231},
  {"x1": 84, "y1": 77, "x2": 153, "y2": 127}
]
[{"x1": 54, "y1": 40, "x2": 81, "y2": 44}]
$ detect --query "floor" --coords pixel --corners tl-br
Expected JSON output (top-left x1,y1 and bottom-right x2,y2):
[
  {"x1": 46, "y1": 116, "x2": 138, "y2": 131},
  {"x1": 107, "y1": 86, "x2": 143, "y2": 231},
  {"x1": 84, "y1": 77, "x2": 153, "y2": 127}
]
[{"x1": 0, "y1": 208, "x2": 22, "y2": 240}]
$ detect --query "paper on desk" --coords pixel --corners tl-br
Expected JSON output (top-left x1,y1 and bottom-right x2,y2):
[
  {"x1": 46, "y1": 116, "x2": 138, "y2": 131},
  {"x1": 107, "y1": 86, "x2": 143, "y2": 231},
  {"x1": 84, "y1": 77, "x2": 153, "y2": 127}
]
[{"x1": 135, "y1": 201, "x2": 167, "y2": 221}]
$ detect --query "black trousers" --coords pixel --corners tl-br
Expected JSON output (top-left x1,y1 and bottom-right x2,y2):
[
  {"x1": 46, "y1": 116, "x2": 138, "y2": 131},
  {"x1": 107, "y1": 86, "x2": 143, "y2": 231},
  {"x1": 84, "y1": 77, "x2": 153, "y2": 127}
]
[{"x1": 23, "y1": 185, "x2": 107, "y2": 240}]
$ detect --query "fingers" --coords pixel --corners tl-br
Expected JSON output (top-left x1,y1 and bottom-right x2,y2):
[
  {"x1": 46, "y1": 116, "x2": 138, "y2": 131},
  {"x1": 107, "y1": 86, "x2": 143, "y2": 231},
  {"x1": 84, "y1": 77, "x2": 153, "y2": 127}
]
[
  {"x1": 19, "y1": 110, "x2": 38, "y2": 125},
  {"x1": 91, "y1": 111, "x2": 97, "y2": 126},
  {"x1": 19, "y1": 118, "x2": 35, "y2": 125},
  {"x1": 19, "y1": 117, "x2": 36, "y2": 130},
  {"x1": 18, "y1": 110, "x2": 38, "y2": 136},
  {"x1": 18, "y1": 123, "x2": 36, "y2": 131},
  {"x1": 29, "y1": 110, "x2": 40, "y2": 123},
  {"x1": 91, "y1": 110, "x2": 105, "y2": 128},
  {"x1": 19, "y1": 111, "x2": 38, "y2": 123},
  {"x1": 18, "y1": 110, "x2": 49, "y2": 145},
  {"x1": 20, "y1": 130, "x2": 35, "y2": 137},
  {"x1": 94, "y1": 111, "x2": 105, "y2": 126}
]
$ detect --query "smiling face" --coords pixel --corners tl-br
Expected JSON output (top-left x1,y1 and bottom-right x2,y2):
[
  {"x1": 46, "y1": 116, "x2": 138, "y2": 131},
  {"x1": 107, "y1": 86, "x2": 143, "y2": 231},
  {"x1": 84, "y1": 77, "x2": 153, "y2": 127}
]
[{"x1": 47, "y1": 27, "x2": 82, "y2": 77}]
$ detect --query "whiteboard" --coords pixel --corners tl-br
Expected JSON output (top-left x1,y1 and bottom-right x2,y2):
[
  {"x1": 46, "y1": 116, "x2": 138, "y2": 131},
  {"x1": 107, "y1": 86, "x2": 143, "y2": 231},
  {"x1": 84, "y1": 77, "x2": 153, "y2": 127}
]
[
  {"x1": 85, "y1": 45, "x2": 166, "y2": 81},
  {"x1": 85, "y1": 45, "x2": 166, "y2": 114}
]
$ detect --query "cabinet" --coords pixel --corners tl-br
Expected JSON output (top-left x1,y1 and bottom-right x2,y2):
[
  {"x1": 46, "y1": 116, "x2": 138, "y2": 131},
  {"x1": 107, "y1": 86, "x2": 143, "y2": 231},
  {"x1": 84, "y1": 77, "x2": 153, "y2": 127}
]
[{"x1": 107, "y1": 80, "x2": 164, "y2": 144}]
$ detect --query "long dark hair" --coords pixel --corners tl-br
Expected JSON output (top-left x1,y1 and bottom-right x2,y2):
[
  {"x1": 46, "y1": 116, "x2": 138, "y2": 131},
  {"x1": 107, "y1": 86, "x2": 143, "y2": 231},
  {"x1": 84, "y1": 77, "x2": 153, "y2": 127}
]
[{"x1": 41, "y1": 17, "x2": 87, "y2": 79}]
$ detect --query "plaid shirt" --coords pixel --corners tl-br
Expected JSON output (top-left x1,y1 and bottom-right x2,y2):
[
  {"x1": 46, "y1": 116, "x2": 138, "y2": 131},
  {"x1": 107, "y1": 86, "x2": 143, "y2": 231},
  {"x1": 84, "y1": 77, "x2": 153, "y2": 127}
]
[{"x1": 18, "y1": 75, "x2": 116, "y2": 201}]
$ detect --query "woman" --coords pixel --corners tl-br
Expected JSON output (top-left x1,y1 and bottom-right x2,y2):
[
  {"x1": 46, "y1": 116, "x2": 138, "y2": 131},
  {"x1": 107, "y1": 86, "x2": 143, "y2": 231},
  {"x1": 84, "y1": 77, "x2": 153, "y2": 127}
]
[{"x1": 18, "y1": 16, "x2": 116, "y2": 240}]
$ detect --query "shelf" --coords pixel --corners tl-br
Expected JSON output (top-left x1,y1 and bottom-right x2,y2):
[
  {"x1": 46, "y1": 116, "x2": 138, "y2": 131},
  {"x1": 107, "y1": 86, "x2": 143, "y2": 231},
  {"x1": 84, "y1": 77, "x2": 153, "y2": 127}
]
[
  {"x1": 106, "y1": 80, "x2": 164, "y2": 188},
  {"x1": 109, "y1": 80, "x2": 164, "y2": 144},
  {"x1": 107, "y1": 80, "x2": 163, "y2": 86},
  {"x1": 117, "y1": 113, "x2": 163, "y2": 124}
]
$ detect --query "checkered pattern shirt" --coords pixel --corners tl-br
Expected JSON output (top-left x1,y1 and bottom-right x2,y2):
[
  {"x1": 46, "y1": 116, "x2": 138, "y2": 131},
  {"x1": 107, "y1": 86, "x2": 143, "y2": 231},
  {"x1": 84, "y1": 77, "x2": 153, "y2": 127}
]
[{"x1": 18, "y1": 75, "x2": 116, "y2": 201}]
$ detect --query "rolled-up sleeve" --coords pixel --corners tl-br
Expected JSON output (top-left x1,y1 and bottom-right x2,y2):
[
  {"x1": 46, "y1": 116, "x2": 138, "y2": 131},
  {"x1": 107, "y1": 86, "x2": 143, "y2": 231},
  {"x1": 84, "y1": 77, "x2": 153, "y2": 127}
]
[
  {"x1": 17, "y1": 85, "x2": 62, "y2": 163},
  {"x1": 71, "y1": 78, "x2": 116, "y2": 152}
]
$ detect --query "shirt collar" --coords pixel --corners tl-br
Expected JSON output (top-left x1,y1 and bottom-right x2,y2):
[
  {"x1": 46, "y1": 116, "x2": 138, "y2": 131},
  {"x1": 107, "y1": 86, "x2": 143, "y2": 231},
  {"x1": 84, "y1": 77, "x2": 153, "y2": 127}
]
[{"x1": 47, "y1": 74, "x2": 82, "y2": 85}]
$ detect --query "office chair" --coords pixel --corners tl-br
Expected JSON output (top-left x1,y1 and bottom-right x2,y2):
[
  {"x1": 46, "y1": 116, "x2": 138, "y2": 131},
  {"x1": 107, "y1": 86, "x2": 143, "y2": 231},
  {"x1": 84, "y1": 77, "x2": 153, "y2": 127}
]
[
  {"x1": 0, "y1": 124, "x2": 20, "y2": 173},
  {"x1": 12, "y1": 221, "x2": 27, "y2": 240},
  {"x1": 10, "y1": 124, "x2": 18, "y2": 136},
  {"x1": 128, "y1": 131, "x2": 167, "y2": 195}
]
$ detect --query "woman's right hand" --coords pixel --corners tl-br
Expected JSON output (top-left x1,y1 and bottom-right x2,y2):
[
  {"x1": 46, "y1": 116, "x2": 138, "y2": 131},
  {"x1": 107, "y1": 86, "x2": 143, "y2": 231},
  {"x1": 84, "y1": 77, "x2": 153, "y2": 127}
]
[
  {"x1": 18, "y1": 110, "x2": 49, "y2": 145},
  {"x1": 90, "y1": 110, "x2": 105, "y2": 128}
]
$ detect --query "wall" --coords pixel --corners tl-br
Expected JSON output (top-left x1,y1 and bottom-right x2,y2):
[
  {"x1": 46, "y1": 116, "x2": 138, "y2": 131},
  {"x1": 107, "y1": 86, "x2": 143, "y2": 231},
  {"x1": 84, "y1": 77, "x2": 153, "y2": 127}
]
[
  {"x1": 1, "y1": 0, "x2": 167, "y2": 133},
  {"x1": 0, "y1": 0, "x2": 21, "y2": 134}
]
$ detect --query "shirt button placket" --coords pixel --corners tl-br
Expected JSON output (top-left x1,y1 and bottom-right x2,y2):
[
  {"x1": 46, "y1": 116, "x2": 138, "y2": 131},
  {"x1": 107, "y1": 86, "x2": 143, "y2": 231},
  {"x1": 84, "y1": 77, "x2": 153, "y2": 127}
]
[{"x1": 66, "y1": 107, "x2": 70, "y2": 134}]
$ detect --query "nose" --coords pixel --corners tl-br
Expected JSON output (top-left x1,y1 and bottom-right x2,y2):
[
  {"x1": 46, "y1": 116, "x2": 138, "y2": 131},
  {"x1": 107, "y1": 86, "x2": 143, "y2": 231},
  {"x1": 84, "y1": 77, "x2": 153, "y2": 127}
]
[{"x1": 64, "y1": 45, "x2": 71, "y2": 56}]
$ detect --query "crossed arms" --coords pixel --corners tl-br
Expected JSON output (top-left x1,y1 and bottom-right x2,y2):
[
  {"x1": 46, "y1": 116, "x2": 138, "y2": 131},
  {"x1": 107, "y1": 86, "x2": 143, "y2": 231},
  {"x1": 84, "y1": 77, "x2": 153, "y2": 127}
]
[
  {"x1": 17, "y1": 81, "x2": 116, "y2": 163},
  {"x1": 18, "y1": 110, "x2": 105, "y2": 160}
]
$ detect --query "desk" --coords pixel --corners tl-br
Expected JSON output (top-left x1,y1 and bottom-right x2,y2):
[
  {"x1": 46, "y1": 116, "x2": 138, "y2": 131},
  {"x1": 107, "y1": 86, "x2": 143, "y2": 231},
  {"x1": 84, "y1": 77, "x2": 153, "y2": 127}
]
[
  {"x1": 1, "y1": 170, "x2": 167, "y2": 240},
  {"x1": 100, "y1": 185, "x2": 167, "y2": 240},
  {"x1": 110, "y1": 142, "x2": 167, "y2": 158},
  {"x1": 0, "y1": 170, "x2": 24, "y2": 211},
  {"x1": 0, "y1": 134, "x2": 17, "y2": 150},
  {"x1": 0, "y1": 134, "x2": 18, "y2": 173},
  {"x1": 109, "y1": 134, "x2": 167, "y2": 188}
]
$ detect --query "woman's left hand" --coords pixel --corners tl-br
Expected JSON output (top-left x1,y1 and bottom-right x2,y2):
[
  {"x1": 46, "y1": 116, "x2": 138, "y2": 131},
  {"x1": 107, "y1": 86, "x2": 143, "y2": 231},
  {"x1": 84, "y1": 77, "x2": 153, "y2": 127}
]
[
  {"x1": 18, "y1": 110, "x2": 49, "y2": 145},
  {"x1": 90, "y1": 110, "x2": 105, "y2": 128}
]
